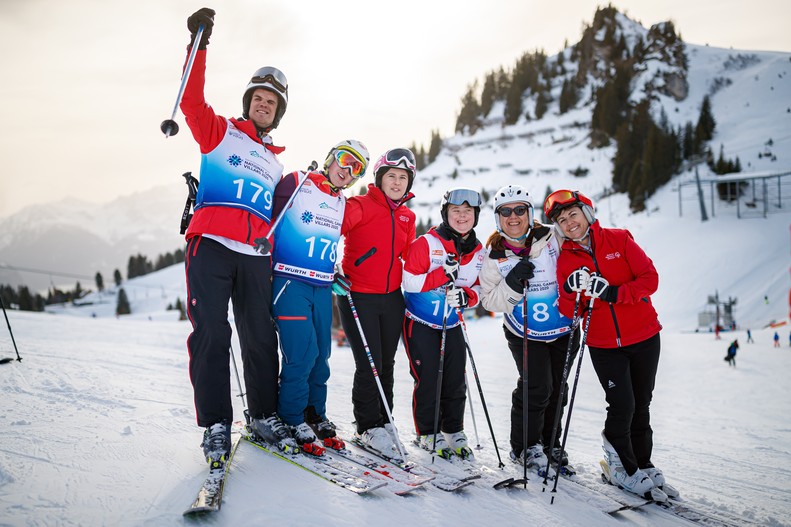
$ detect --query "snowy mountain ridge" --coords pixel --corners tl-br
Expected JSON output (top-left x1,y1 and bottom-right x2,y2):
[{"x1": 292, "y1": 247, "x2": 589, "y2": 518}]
[{"x1": 1, "y1": 8, "x2": 789, "y2": 329}]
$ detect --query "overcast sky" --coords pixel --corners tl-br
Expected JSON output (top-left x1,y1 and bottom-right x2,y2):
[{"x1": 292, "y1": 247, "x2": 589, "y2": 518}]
[{"x1": 1, "y1": 0, "x2": 789, "y2": 218}]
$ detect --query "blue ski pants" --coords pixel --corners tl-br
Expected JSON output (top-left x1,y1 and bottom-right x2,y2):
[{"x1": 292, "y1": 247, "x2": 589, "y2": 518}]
[{"x1": 272, "y1": 276, "x2": 333, "y2": 425}]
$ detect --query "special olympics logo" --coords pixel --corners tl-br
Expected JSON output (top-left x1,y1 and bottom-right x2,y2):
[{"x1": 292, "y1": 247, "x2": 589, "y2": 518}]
[
  {"x1": 227, "y1": 154, "x2": 242, "y2": 166},
  {"x1": 301, "y1": 211, "x2": 314, "y2": 224}
]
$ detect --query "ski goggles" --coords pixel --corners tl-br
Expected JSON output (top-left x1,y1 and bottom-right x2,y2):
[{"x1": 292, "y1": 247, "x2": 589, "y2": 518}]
[
  {"x1": 382, "y1": 148, "x2": 417, "y2": 171},
  {"x1": 543, "y1": 189, "x2": 593, "y2": 219},
  {"x1": 251, "y1": 67, "x2": 289, "y2": 94},
  {"x1": 334, "y1": 149, "x2": 366, "y2": 178},
  {"x1": 444, "y1": 188, "x2": 482, "y2": 207},
  {"x1": 497, "y1": 205, "x2": 530, "y2": 217}
]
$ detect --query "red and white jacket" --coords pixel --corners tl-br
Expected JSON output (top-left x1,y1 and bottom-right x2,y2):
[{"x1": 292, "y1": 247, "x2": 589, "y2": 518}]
[
  {"x1": 180, "y1": 49, "x2": 286, "y2": 248},
  {"x1": 402, "y1": 228, "x2": 486, "y2": 329}
]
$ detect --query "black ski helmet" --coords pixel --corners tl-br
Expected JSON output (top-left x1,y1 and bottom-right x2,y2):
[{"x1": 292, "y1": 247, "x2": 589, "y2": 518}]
[
  {"x1": 242, "y1": 66, "x2": 288, "y2": 130},
  {"x1": 440, "y1": 187, "x2": 483, "y2": 228}
]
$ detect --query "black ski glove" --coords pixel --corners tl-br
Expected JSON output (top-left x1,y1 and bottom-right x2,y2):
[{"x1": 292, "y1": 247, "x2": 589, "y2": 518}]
[
  {"x1": 187, "y1": 8, "x2": 215, "y2": 49},
  {"x1": 505, "y1": 259, "x2": 535, "y2": 293},
  {"x1": 599, "y1": 285, "x2": 619, "y2": 303}
]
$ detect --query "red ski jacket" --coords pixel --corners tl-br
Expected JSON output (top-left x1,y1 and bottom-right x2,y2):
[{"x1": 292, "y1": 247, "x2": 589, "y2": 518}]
[
  {"x1": 556, "y1": 221, "x2": 662, "y2": 348},
  {"x1": 340, "y1": 184, "x2": 416, "y2": 294},
  {"x1": 179, "y1": 48, "x2": 285, "y2": 246}
]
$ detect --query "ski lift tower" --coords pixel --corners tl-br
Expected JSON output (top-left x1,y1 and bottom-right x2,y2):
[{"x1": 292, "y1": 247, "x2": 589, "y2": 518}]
[{"x1": 698, "y1": 291, "x2": 738, "y2": 330}]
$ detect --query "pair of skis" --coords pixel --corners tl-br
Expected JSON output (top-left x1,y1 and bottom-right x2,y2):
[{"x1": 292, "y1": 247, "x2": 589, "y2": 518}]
[{"x1": 183, "y1": 428, "x2": 476, "y2": 516}]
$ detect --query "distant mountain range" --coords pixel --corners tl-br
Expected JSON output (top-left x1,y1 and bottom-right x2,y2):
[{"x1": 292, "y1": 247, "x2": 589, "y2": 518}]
[
  {"x1": 1, "y1": 6, "x2": 788, "y2": 294},
  {"x1": 0, "y1": 183, "x2": 186, "y2": 291}
]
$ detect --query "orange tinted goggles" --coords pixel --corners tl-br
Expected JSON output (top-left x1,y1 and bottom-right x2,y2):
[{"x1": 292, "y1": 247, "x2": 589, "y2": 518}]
[
  {"x1": 335, "y1": 150, "x2": 365, "y2": 177},
  {"x1": 544, "y1": 190, "x2": 586, "y2": 218}
]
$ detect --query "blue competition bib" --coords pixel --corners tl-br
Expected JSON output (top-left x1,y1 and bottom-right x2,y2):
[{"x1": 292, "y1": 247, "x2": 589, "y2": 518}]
[
  {"x1": 196, "y1": 122, "x2": 282, "y2": 222},
  {"x1": 272, "y1": 176, "x2": 345, "y2": 285}
]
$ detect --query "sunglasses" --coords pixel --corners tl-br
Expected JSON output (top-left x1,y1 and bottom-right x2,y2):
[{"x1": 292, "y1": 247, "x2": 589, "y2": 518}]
[
  {"x1": 251, "y1": 67, "x2": 288, "y2": 94},
  {"x1": 498, "y1": 205, "x2": 529, "y2": 217},
  {"x1": 335, "y1": 150, "x2": 365, "y2": 177},
  {"x1": 382, "y1": 148, "x2": 417, "y2": 171}
]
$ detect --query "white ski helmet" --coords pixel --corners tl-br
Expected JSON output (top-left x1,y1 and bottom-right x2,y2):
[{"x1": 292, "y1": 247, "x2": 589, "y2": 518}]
[
  {"x1": 322, "y1": 140, "x2": 370, "y2": 188},
  {"x1": 242, "y1": 66, "x2": 288, "y2": 130},
  {"x1": 493, "y1": 185, "x2": 534, "y2": 242}
]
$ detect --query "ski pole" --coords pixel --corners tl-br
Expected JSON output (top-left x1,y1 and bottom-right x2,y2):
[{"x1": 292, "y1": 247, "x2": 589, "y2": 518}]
[
  {"x1": 518, "y1": 282, "x2": 530, "y2": 487},
  {"x1": 161, "y1": 25, "x2": 205, "y2": 138},
  {"x1": 346, "y1": 294, "x2": 408, "y2": 463},
  {"x1": 254, "y1": 161, "x2": 318, "y2": 255},
  {"x1": 464, "y1": 372, "x2": 481, "y2": 449},
  {"x1": 457, "y1": 309, "x2": 505, "y2": 467},
  {"x1": 430, "y1": 287, "x2": 452, "y2": 463},
  {"x1": 496, "y1": 278, "x2": 531, "y2": 489},
  {"x1": 0, "y1": 296, "x2": 21, "y2": 364},
  {"x1": 229, "y1": 344, "x2": 249, "y2": 424},
  {"x1": 550, "y1": 290, "x2": 597, "y2": 502},
  {"x1": 542, "y1": 289, "x2": 582, "y2": 488}
]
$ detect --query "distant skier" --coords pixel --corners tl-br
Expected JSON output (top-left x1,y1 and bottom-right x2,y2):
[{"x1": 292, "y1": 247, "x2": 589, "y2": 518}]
[
  {"x1": 724, "y1": 339, "x2": 738, "y2": 367},
  {"x1": 774, "y1": 331, "x2": 780, "y2": 348},
  {"x1": 746, "y1": 329, "x2": 753, "y2": 343}
]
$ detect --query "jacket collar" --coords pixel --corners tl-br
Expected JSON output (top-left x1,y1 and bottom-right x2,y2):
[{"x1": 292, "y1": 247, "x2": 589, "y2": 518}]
[{"x1": 229, "y1": 117, "x2": 286, "y2": 154}]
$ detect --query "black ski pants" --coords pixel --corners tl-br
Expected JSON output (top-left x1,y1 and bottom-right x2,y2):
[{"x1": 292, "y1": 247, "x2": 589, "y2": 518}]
[
  {"x1": 337, "y1": 290, "x2": 405, "y2": 434},
  {"x1": 185, "y1": 236, "x2": 279, "y2": 427},
  {"x1": 589, "y1": 332, "x2": 661, "y2": 475},
  {"x1": 504, "y1": 327, "x2": 579, "y2": 454},
  {"x1": 403, "y1": 318, "x2": 467, "y2": 436}
]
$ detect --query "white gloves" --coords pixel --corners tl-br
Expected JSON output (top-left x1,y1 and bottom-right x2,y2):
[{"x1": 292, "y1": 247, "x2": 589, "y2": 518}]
[
  {"x1": 565, "y1": 268, "x2": 591, "y2": 293},
  {"x1": 446, "y1": 287, "x2": 469, "y2": 309}
]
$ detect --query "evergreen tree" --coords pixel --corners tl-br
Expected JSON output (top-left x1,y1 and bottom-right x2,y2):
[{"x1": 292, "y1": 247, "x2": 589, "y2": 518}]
[
  {"x1": 175, "y1": 297, "x2": 187, "y2": 321},
  {"x1": 495, "y1": 67, "x2": 510, "y2": 100},
  {"x1": 480, "y1": 72, "x2": 497, "y2": 119},
  {"x1": 682, "y1": 122, "x2": 696, "y2": 159},
  {"x1": 534, "y1": 89, "x2": 548, "y2": 120},
  {"x1": 18, "y1": 286, "x2": 34, "y2": 311},
  {"x1": 695, "y1": 95, "x2": 716, "y2": 145},
  {"x1": 455, "y1": 82, "x2": 481, "y2": 134},
  {"x1": 113, "y1": 269, "x2": 122, "y2": 287},
  {"x1": 416, "y1": 218, "x2": 428, "y2": 237},
  {"x1": 73, "y1": 281, "x2": 83, "y2": 300},
  {"x1": 559, "y1": 78, "x2": 578, "y2": 114},
  {"x1": 427, "y1": 130, "x2": 442, "y2": 163},
  {"x1": 504, "y1": 80, "x2": 524, "y2": 125},
  {"x1": 95, "y1": 272, "x2": 104, "y2": 293},
  {"x1": 408, "y1": 142, "x2": 424, "y2": 170},
  {"x1": 116, "y1": 288, "x2": 131, "y2": 316},
  {"x1": 591, "y1": 63, "x2": 632, "y2": 137}
]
